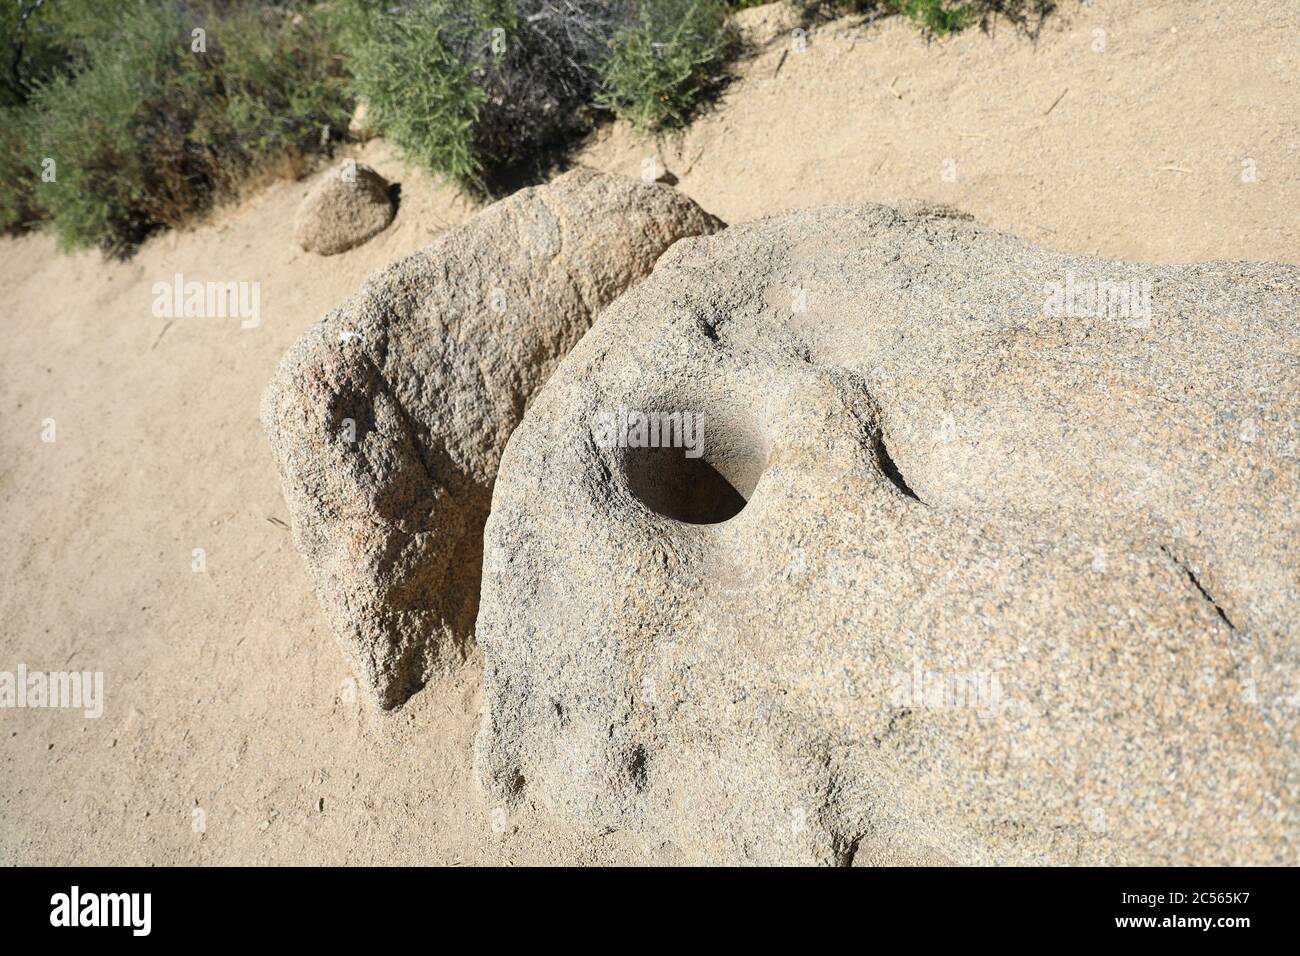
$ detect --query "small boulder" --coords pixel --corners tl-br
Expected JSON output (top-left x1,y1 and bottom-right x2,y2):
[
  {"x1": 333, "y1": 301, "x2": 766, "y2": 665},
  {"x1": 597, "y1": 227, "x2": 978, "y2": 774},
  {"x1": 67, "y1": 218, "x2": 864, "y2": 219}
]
[
  {"x1": 293, "y1": 161, "x2": 395, "y2": 256},
  {"x1": 732, "y1": 1, "x2": 800, "y2": 49},
  {"x1": 348, "y1": 100, "x2": 377, "y2": 141}
]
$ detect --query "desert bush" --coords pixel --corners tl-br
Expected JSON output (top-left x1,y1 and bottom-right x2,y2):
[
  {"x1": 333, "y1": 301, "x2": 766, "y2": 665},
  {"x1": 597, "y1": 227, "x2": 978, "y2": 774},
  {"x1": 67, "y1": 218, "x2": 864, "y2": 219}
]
[
  {"x1": 340, "y1": 0, "x2": 737, "y2": 185},
  {"x1": 599, "y1": 0, "x2": 733, "y2": 130},
  {"x1": 799, "y1": 0, "x2": 1055, "y2": 35},
  {"x1": 0, "y1": 0, "x2": 119, "y2": 232},
  {"x1": 338, "y1": 0, "x2": 636, "y2": 192},
  {"x1": 0, "y1": 0, "x2": 121, "y2": 109},
  {"x1": 334, "y1": 0, "x2": 490, "y2": 189},
  {"x1": 0, "y1": 105, "x2": 39, "y2": 231},
  {"x1": 5, "y1": 1, "x2": 349, "y2": 251}
]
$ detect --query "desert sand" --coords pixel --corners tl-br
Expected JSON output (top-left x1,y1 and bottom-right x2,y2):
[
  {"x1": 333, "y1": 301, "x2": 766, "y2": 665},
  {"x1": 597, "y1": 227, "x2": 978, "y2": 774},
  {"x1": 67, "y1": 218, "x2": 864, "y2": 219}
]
[{"x1": 1, "y1": 0, "x2": 1296, "y2": 864}]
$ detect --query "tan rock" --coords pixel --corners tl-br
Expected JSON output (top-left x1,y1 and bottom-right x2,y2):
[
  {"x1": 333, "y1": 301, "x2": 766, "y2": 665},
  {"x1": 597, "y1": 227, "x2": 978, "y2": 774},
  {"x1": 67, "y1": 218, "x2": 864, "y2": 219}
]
[
  {"x1": 731, "y1": 1, "x2": 801, "y2": 49},
  {"x1": 348, "y1": 100, "x2": 377, "y2": 141},
  {"x1": 293, "y1": 161, "x2": 394, "y2": 256},
  {"x1": 475, "y1": 201, "x2": 1300, "y2": 864},
  {"x1": 263, "y1": 169, "x2": 723, "y2": 708}
]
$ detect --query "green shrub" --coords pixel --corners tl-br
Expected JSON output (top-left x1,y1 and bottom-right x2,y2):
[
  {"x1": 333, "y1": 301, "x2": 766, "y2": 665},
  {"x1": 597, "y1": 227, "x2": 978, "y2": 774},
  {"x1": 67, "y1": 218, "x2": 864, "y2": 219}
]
[
  {"x1": 599, "y1": 0, "x2": 732, "y2": 131},
  {"x1": 335, "y1": 0, "x2": 495, "y2": 190},
  {"x1": 0, "y1": 106, "x2": 38, "y2": 231},
  {"x1": 10, "y1": 1, "x2": 349, "y2": 251},
  {"x1": 0, "y1": 0, "x2": 123, "y2": 232},
  {"x1": 895, "y1": 0, "x2": 976, "y2": 34},
  {"x1": 338, "y1": 0, "x2": 634, "y2": 192},
  {"x1": 0, "y1": 0, "x2": 107, "y2": 109}
]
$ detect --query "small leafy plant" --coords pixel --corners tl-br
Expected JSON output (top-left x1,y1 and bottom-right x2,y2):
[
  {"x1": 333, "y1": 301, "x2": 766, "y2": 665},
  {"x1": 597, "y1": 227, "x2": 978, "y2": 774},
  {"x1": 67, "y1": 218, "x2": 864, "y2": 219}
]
[{"x1": 599, "y1": 0, "x2": 733, "y2": 131}]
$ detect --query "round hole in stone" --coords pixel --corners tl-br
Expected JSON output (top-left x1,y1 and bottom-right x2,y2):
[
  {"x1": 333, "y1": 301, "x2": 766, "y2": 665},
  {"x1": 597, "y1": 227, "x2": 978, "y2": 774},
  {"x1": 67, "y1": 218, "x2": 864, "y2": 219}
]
[{"x1": 620, "y1": 414, "x2": 768, "y2": 525}]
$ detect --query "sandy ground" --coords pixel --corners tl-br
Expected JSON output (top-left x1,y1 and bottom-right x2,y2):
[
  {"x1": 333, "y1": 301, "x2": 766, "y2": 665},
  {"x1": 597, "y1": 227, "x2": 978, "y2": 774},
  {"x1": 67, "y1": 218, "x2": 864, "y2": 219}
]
[{"x1": 1, "y1": 0, "x2": 1296, "y2": 865}]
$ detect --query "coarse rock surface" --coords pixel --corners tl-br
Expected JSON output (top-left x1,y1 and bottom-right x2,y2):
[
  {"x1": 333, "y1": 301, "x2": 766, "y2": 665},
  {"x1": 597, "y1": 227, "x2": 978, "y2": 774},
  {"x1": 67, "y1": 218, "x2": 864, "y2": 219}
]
[
  {"x1": 263, "y1": 168, "x2": 723, "y2": 709},
  {"x1": 294, "y1": 161, "x2": 396, "y2": 255},
  {"x1": 475, "y1": 201, "x2": 1300, "y2": 865}
]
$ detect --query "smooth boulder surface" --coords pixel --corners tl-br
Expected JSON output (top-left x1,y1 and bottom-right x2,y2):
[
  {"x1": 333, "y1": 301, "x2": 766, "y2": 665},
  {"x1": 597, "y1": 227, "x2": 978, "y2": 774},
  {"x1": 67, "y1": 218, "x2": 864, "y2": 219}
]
[
  {"x1": 475, "y1": 201, "x2": 1300, "y2": 865},
  {"x1": 263, "y1": 169, "x2": 723, "y2": 708},
  {"x1": 294, "y1": 161, "x2": 395, "y2": 255}
]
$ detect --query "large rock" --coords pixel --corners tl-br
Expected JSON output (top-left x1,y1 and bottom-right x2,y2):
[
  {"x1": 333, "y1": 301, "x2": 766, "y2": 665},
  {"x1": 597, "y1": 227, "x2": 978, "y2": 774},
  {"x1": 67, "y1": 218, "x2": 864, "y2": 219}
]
[
  {"x1": 475, "y1": 201, "x2": 1300, "y2": 865},
  {"x1": 263, "y1": 169, "x2": 723, "y2": 708},
  {"x1": 294, "y1": 161, "x2": 395, "y2": 256}
]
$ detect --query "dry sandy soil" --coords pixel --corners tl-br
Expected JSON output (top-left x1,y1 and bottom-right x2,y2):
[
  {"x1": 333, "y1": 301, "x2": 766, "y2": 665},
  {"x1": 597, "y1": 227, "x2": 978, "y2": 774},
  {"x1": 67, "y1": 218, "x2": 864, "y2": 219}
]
[{"x1": 1, "y1": 0, "x2": 1297, "y2": 865}]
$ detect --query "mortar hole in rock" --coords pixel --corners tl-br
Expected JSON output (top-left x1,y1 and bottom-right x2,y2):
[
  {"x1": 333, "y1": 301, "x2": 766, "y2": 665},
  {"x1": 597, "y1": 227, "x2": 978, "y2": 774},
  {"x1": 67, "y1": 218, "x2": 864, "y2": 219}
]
[{"x1": 621, "y1": 419, "x2": 768, "y2": 525}]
